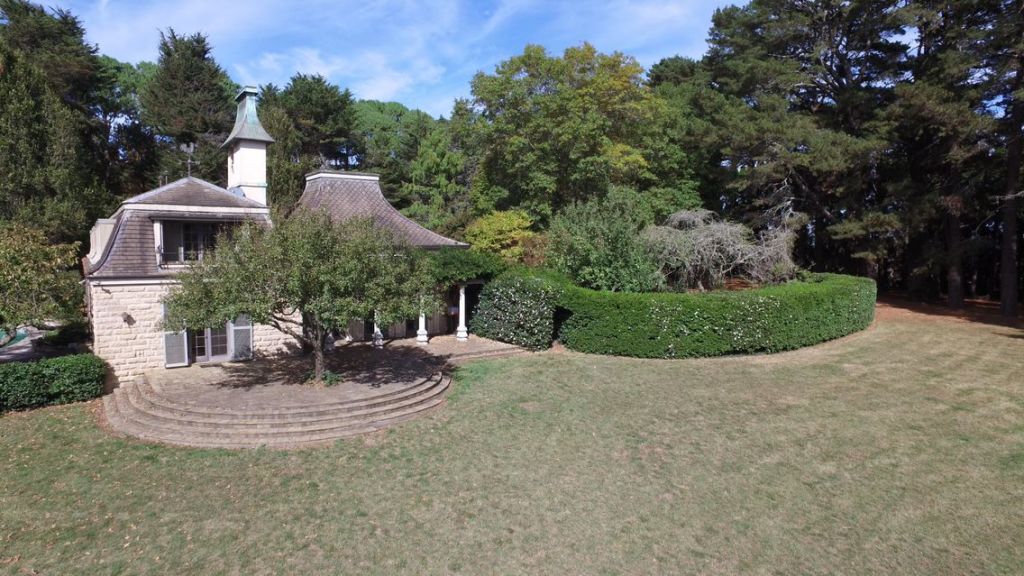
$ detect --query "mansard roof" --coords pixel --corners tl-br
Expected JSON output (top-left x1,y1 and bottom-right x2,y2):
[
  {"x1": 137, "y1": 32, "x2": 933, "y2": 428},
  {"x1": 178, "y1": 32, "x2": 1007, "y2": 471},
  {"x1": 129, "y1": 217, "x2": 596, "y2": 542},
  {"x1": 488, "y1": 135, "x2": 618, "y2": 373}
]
[
  {"x1": 296, "y1": 171, "x2": 468, "y2": 249},
  {"x1": 87, "y1": 177, "x2": 270, "y2": 279}
]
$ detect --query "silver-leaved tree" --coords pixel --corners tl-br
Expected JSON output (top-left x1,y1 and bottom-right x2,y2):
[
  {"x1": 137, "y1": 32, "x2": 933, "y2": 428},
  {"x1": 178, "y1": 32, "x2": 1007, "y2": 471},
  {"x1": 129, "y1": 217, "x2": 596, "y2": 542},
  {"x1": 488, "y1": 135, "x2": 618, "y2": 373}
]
[{"x1": 162, "y1": 212, "x2": 434, "y2": 382}]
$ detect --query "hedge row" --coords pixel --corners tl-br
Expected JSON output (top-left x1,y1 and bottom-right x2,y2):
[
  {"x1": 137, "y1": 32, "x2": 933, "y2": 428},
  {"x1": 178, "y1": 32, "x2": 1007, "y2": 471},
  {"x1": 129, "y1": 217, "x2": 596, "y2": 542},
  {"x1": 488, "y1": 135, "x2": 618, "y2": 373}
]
[
  {"x1": 473, "y1": 270, "x2": 876, "y2": 358},
  {"x1": 559, "y1": 273, "x2": 876, "y2": 358},
  {"x1": 0, "y1": 354, "x2": 107, "y2": 412}
]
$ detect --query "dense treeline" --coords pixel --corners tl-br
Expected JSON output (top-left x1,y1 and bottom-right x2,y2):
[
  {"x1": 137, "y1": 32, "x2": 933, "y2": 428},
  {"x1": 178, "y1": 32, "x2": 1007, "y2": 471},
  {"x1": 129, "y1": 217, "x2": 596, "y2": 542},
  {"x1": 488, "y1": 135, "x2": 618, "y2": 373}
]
[{"x1": 0, "y1": 0, "x2": 1022, "y2": 316}]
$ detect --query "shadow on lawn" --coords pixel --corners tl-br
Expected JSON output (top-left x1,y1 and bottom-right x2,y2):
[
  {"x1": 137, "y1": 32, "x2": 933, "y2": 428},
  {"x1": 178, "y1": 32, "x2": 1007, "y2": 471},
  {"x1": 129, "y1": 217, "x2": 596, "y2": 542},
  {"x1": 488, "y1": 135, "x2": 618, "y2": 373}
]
[
  {"x1": 212, "y1": 341, "x2": 451, "y2": 390},
  {"x1": 878, "y1": 295, "x2": 1021, "y2": 329}
]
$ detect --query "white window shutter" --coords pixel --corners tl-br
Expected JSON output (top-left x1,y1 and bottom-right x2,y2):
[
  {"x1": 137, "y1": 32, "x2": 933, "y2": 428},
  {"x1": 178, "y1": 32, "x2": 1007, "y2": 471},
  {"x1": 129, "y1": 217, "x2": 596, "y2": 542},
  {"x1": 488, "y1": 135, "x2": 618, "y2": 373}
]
[
  {"x1": 162, "y1": 305, "x2": 189, "y2": 368},
  {"x1": 231, "y1": 315, "x2": 253, "y2": 360}
]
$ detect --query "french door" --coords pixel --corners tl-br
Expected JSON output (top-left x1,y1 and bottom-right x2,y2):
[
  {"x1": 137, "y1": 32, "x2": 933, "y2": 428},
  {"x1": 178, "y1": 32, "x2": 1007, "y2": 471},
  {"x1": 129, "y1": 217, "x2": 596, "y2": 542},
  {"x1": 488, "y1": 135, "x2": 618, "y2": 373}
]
[
  {"x1": 191, "y1": 324, "x2": 231, "y2": 363},
  {"x1": 164, "y1": 315, "x2": 252, "y2": 367}
]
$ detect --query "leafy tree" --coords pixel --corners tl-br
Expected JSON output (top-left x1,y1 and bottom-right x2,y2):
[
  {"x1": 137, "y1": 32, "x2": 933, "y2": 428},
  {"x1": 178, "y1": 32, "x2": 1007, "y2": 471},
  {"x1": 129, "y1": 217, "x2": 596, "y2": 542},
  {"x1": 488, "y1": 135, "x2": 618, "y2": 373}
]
[
  {"x1": 879, "y1": 2, "x2": 996, "y2": 307},
  {"x1": 0, "y1": 224, "x2": 81, "y2": 343},
  {"x1": 470, "y1": 43, "x2": 683, "y2": 222},
  {"x1": 547, "y1": 186, "x2": 661, "y2": 292},
  {"x1": 162, "y1": 213, "x2": 433, "y2": 382},
  {"x1": 464, "y1": 210, "x2": 536, "y2": 263}
]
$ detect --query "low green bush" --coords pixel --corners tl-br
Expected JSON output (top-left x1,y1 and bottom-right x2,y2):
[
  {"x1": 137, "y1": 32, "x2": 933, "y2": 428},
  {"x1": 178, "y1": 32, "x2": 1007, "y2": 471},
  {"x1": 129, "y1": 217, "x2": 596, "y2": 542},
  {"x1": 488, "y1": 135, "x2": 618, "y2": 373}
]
[
  {"x1": 0, "y1": 354, "x2": 106, "y2": 411},
  {"x1": 470, "y1": 269, "x2": 567, "y2": 350},
  {"x1": 558, "y1": 273, "x2": 876, "y2": 358}
]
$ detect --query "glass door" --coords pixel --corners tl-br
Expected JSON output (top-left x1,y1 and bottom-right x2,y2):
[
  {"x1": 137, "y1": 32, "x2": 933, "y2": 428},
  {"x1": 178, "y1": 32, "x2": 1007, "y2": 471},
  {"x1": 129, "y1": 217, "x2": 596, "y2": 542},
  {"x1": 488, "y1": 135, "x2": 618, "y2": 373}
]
[{"x1": 190, "y1": 323, "x2": 232, "y2": 363}]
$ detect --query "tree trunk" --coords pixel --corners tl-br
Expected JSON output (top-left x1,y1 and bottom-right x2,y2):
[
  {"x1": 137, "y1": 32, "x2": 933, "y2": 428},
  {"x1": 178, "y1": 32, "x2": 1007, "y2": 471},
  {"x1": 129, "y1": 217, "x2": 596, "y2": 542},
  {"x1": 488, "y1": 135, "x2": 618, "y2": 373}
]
[
  {"x1": 1002, "y1": 82, "x2": 1022, "y2": 319},
  {"x1": 812, "y1": 216, "x2": 827, "y2": 272},
  {"x1": 1003, "y1": 194, "x2": 1020, "y2": 318},
  {"x1": 306, "y1": 317, "x2": 328, "y2": 383},
  {"x1": 312, "y1": 341, "x2": 325, "y2": 382},
  {"x1": 945, "y1": 209, "x2": 964, "y2": 308}
]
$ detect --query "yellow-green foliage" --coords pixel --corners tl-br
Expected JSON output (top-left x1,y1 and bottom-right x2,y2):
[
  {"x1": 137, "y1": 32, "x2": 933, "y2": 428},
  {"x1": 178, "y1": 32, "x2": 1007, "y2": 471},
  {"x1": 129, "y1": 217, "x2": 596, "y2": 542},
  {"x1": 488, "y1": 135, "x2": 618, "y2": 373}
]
[{"x1": 464, "y1": 210, "x2": 535, "y2": 263}]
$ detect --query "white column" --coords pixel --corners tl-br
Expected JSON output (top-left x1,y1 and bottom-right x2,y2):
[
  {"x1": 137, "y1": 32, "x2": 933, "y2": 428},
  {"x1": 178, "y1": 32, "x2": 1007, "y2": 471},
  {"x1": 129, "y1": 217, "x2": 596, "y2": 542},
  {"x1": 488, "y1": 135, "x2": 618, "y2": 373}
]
[
  {"x1": 456, "y1": 284, "x2": 468, "y2": 341},
  {"x1": 416, "y1": 311, "x2": 429, "y2": 344},
  {"x1": 372, "y1": 311, "x2": 384, "y2": 349}
]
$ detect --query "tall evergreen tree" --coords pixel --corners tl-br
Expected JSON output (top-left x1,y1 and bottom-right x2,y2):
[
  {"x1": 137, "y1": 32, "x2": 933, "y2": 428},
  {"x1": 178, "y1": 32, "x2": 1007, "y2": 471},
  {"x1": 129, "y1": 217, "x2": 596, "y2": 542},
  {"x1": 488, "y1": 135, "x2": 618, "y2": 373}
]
[
  {"x1": 276, "y1": 74, "x2": 357, "y2": 168},
  {"x1": 352, "y1": 99, "x2": 434, "y2": 205},
  {"x1": 140, "y1": 29, "x2": 234, "y2": 185},
  {"x1": 0, "y1": 0, "x2": 111, "y2": 243}
]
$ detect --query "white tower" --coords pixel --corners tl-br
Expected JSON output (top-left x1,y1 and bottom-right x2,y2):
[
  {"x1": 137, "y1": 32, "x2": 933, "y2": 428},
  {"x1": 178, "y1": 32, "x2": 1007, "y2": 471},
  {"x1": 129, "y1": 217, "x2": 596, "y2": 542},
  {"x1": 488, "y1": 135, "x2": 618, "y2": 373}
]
[{"x1": 223, "y1": 86, "x2": 274, "y2": 206}]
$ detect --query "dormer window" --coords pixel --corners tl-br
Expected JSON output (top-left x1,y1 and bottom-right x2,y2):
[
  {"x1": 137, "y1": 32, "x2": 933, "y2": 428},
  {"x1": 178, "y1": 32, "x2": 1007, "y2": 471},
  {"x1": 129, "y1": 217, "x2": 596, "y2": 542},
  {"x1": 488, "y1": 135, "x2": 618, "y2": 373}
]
[{"x1": 159, "y1": 221, "x2": 227, "y2": 264}]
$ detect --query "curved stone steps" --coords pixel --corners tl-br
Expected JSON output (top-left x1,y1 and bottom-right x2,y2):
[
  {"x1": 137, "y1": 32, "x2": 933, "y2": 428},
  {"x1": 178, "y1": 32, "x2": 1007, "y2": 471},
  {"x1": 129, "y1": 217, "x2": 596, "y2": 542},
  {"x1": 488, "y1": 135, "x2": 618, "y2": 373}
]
[
  {"x1": 101, "y1": 374, "x2": 450, "y2": 449},
  {"x1": 141, "y1": 374, "x2": 443, "y2": 417},
  {"x1": 118, "y1": 377, "x2": 449, "y2": 432},
  {"x1": 132, "y1": 374, "x2": 448, "y2": 421},
  {"x1": 104, "y1": 395, "x2": 425, "y2": 449},
  {"x1": 107, "y1": 392, "x2": 446, "y2": 447}
]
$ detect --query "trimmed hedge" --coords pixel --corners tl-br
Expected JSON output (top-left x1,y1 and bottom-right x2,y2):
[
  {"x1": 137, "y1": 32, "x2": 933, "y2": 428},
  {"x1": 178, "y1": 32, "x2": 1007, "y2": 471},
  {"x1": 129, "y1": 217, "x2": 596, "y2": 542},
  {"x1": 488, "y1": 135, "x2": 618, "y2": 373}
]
[
  {"x1": 558, "y1": 273, "x2": 876, "y2": 358},
  {"x1": 0, "y1": 354, "x2": 107, "y2": 412},
  {"x1": 470, "y1": 269, "x2": 567, "y2": 350},
  {"x1": 428, "y1": 249, "x2": 506, "y2": 286}
]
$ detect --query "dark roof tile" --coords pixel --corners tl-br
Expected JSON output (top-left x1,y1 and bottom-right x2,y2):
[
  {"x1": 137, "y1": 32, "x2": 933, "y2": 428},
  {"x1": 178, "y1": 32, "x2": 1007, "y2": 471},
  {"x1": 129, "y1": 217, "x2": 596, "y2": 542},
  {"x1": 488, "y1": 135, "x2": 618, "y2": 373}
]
[
  {"x1": 123, "y1": 177, "x2": 266, "y2": 209},
  {"x1": 296, "y1": 172, "x2": 467, "y2": 249},
  {"x1": 87, "y1": 210, "x2": 270, "y2": 278}
]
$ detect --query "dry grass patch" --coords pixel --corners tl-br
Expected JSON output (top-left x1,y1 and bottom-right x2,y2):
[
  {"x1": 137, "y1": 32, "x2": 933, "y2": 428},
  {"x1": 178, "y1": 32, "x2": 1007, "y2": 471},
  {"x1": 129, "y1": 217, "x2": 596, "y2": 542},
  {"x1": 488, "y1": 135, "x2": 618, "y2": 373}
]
[{"x1": 1, "y1": 302, "x2": 1023, "y2": 574}]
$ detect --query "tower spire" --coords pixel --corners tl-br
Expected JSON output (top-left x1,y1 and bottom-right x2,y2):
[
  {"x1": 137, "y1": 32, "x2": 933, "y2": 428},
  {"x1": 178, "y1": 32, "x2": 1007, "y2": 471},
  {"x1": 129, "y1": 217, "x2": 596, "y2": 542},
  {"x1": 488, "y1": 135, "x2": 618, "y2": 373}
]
[{"x1": 223, "y1": 86, "x2": 273, "y2": 206}]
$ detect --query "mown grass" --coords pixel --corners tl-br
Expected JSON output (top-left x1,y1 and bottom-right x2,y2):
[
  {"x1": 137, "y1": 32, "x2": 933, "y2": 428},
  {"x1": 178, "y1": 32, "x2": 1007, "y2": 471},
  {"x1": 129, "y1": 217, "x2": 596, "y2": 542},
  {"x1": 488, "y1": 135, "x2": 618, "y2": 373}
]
[{"x1": 2, "y1": 303, "x2": 1023, "y2": 575}]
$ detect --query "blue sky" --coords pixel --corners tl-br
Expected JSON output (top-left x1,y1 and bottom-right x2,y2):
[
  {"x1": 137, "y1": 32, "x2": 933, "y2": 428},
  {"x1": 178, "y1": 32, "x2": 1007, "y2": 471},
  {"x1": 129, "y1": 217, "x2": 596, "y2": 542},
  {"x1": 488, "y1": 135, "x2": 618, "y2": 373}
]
[{"x1": 57, "y1": 0, "x2": 735, "y2": 117}]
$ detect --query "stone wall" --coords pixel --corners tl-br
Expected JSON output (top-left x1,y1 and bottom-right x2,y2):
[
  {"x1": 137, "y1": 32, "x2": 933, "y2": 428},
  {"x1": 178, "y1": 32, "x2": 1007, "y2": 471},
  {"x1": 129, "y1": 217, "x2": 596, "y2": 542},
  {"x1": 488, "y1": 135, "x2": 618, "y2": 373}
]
[
  {"x1": 253, "y1": 322, "x2": 301, "y2": 357},
  {"x1": 89, "y1": 281, "x2": 301, "y2": 383},
  {"x1": 88, "y1": 282, "x2": 168, "y2": 382}
]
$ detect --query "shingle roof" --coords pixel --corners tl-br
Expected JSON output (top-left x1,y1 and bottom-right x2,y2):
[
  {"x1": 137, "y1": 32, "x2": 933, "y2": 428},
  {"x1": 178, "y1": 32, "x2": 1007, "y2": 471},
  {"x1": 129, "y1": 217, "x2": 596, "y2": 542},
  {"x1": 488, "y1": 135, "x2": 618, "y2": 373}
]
[
  {"x1": 297, "y1": 171, "x2": 468, "y2": 249},
  {"x1": 87, "y1": 210, "x2": 271, "y2": 278},
  {"x1": 122, "y1": 177, "x2": 266, "y2": 209}
]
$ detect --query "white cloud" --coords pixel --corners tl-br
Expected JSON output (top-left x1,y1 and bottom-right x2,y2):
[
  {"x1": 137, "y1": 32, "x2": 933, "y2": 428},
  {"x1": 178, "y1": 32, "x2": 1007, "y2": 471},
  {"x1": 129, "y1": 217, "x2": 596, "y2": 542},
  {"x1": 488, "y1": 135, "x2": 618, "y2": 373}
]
[{"x1": 57, "y1": 0, "x2": 730, "y2": 117}]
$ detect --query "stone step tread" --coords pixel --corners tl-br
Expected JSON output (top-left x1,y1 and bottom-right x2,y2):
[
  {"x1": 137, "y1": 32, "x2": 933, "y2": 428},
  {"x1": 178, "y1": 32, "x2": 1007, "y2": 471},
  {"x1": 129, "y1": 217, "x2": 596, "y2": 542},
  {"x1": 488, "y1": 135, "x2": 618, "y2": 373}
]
[
  {"x1": 106, "y1": 401, "x2": 445, "y2": 449},
  {"x1": 117, "y1": 379, "x2": 448, "y2": 431},
  {"x1": 128, "y1": 376, "x2": 448, "y2": 423},
  {"x1": 109, "y1": 389, "x2": 446, "y2": 442},
  {"x1": 137, "y1": 373, "x2": 446, "y2": 416},
  {"x1": 106, "y1": 395, "x2": 441, "y2": 448}
]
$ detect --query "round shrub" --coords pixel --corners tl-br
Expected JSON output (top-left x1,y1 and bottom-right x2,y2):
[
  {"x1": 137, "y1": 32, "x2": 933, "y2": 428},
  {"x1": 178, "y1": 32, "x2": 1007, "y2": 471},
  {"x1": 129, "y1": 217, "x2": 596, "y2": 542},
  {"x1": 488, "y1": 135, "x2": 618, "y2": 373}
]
[
  {"x1": 558, "y1": 273, "x2": 876, "y2": 358},
  {"x1": 471, "y1": 270, "x2": 566, "y2": 350}
]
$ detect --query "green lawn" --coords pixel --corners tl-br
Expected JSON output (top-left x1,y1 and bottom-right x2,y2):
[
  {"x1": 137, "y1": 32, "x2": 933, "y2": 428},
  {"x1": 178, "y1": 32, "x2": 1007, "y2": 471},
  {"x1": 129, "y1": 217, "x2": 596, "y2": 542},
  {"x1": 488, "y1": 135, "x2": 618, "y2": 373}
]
[{"x1": 2, "y1": 303, "x2": 1023, "y2": 575}]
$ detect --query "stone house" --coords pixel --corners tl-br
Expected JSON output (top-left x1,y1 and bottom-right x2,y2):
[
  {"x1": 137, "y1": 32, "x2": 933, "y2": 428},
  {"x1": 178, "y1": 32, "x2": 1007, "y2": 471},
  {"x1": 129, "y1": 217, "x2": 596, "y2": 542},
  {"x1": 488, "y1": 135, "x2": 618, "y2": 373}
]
[{"x1": 84, "y1": 87, "x2": 469, "y2": 383}]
